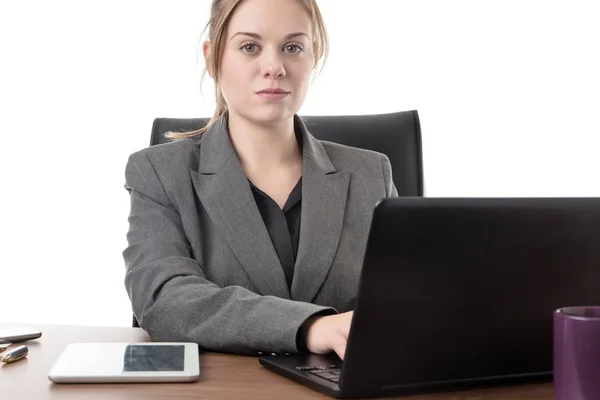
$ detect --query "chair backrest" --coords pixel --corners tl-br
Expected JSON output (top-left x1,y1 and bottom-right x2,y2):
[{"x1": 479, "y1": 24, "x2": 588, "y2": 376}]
[
  {"x1": 150, "y1": 110, "x2": 424, "y2": 197},
  {"x1": 133, "y1": 110, "x2": 424, "y2": 327}
]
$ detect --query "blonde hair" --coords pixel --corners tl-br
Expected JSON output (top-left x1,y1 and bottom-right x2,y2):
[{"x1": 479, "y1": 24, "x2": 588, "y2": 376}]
[{"x1": 166, "y1": 0, "x2": 329, "y2": 140}]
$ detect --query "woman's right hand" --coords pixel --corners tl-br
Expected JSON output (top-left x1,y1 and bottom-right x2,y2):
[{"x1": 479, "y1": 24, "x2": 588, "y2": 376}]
[{"x1": 303, "y1": 311, "x2": 353, "y2": 360}]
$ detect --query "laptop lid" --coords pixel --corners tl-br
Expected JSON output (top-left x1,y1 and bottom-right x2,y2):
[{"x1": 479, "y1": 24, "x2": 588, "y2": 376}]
[{"x1": 339, "y1": 197, "x2": 600, "y2": 397}]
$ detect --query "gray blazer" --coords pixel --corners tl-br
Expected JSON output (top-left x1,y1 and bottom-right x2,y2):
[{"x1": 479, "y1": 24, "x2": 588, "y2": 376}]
[{"x1": 123, "y1": 114, "x2": 397, "y2": 355}]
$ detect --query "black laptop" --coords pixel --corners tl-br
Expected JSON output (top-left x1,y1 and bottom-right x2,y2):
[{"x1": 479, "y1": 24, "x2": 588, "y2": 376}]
[{"x1": 259, "y1": 197, "x2": 600, "y2": 398}]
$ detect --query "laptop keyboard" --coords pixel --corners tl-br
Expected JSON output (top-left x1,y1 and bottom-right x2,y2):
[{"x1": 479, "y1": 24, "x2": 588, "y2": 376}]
[{"x1": 296, "y1": 364, "x2": 342, "y2": 384}]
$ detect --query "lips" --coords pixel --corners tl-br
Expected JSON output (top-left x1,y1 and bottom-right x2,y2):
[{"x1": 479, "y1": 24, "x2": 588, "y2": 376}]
[{"x1": 257, "y1": 89, "x2": 290, "y2": 94}]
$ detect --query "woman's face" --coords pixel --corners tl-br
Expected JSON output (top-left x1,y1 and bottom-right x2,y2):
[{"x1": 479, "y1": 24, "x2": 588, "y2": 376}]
[{"x1": 207, "y1": 0, "x2": 315, "y2": 125}]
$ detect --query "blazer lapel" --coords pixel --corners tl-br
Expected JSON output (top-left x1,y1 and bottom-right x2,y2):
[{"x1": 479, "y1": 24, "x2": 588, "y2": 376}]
[
  {"x1": 291, "y1": 116, "x2": 350, "y2": 303},
  {"x1": 189, "y1": 116, "x2": 290, "y2": 299}
]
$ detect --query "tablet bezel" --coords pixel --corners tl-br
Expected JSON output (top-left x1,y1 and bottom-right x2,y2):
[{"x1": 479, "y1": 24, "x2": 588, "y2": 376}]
[{"x1": 48, "y1": 342, "x2": 200, "y2": 383}]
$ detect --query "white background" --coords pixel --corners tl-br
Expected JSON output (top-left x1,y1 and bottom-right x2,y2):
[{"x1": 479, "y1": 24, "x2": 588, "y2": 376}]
[{"x1": 0, "y1": 0, "x2": 598, "y2": 327}]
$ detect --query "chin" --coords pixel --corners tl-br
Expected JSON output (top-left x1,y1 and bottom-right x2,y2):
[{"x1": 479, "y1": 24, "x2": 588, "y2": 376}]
[{"x1": 245, "y1": 107, "x2": 297, "y2": 125}]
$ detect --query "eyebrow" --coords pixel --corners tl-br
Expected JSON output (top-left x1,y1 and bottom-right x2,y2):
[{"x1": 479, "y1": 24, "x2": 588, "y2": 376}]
[{"x1": 230, "y1": 32, "x2": 309, "y2": 40}]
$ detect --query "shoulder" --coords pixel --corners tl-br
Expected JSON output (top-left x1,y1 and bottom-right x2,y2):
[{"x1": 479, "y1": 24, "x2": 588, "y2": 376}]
[
  {"x1": 127, "y1": 137, "x2": 201, "y2": 169},
  {"x1": 125, "y1": 138, "x2": 202, "y2": 193},
  {"x1": 314, "y1": 139, "x2": 395, "y2": 196},
  {"x1": 317, "y1": 140, "x2": 388, "y2": 171},
  {"x1": 129, "y1": 138, "x2": 200, "y2": 164}
]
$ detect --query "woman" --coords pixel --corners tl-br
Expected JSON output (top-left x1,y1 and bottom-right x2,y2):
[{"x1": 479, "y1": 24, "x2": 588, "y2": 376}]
[{"x1": 123, "y1": 0, "x2": 397, "y2": 360}]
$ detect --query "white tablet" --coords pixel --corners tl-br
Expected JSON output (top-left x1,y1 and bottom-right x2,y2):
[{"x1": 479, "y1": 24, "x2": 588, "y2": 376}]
[
  {"x1": 0, "y1": 327, "x2": 42, "y2": 343},
  {"x1": 48, "y1": 342, "x2": 200, "y2": 383}
]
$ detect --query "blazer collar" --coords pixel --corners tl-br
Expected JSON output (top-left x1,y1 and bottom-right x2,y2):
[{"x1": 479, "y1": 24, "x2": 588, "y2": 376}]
[{"x1": 190, "y1": 114, "x2": 349, "y2": 303}]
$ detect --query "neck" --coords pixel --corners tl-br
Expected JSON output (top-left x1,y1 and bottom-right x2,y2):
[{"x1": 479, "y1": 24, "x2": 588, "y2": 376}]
[{"x1": 226, "y1": 112, "x2": 302, "y2": 173}]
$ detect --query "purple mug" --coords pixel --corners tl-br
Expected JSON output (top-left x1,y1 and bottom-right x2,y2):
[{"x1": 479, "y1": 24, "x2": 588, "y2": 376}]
[{"x1": 554, "y1": 306, "x2": 600, "y2": 400}]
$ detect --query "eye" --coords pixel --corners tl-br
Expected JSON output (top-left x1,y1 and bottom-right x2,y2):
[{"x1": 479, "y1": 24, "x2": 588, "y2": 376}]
[
  {"x1": 240, "y1": 42, "x2": 258, "y2": 53},
  {"x1": 285, "y1": 44, "x2": 304, "y2": 54}
]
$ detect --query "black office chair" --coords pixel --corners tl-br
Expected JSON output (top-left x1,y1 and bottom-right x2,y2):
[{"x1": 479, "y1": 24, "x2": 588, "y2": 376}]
[{"x1": 132, "y1": 110, "x2": 424, "y2": 328}]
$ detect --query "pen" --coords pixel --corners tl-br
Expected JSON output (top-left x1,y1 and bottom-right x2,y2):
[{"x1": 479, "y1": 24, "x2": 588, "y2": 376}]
[
  {"x1": 0, "y1": 342, "x2": 10, "y2": 353},
  {"x1": 0, "y1": 345, "x2": 28, "y2": 363}
]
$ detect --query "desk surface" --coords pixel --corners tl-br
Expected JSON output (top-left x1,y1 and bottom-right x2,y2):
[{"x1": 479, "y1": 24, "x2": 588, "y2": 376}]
[{"x1": 0, "y1": 323, "x2": 553, "y2": 400}]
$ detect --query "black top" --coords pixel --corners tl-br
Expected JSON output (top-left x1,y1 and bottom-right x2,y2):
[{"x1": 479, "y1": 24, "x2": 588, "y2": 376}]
[
  {"x1": 248, "y1": 128, "x2": 304, "y2": 289},
  {"x1": 247, "y1": 131, "x2": 334, "y2": 352},
  {"x1": 249, "y1": 179, "x2": 302, "y2": 289}
]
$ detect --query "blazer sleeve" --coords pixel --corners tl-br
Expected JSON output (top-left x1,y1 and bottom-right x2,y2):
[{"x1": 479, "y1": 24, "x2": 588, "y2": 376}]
[
  {"x1": 122, "y1": 151, "x2": 334, "y2": 355},
  {"x1": 381, "y1": 154, "x2": 398, "y2": 197}
]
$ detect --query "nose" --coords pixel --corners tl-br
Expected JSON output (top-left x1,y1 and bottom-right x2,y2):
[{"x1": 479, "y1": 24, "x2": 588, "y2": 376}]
[{"x1": 261, "y1": 48, "x2": 286, "y2": 79}]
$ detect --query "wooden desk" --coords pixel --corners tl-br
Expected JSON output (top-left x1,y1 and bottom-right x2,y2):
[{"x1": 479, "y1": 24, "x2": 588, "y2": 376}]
[{"x1": 0, "y1": 323, "x2": 553, "y2": 399}]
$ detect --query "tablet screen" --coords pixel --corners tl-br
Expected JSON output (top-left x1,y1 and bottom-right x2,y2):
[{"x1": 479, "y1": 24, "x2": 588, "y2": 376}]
[{"x1": 123, "y1": 345, "x2": 185, "y2": 372}]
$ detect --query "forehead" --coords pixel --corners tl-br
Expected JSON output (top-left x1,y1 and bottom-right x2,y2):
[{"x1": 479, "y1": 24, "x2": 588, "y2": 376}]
[{"x1": 226, "y1": 0, "x2": 312, "y2": 38}]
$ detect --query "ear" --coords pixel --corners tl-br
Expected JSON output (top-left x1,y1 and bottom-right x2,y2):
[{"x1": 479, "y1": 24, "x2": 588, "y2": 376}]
[{"x1": 202, "y1": 40, "x2": 215, "y2": 78}]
